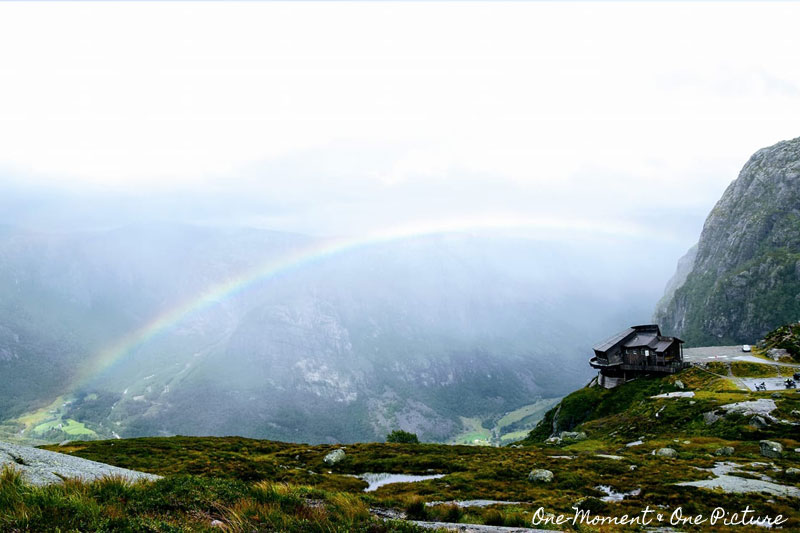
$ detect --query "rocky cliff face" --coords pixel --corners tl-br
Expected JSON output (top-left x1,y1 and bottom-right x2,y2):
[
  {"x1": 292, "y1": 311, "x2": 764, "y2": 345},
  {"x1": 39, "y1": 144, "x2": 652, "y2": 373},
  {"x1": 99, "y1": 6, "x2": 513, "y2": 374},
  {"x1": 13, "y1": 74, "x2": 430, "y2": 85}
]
[{"x1": 656, "y1": 137, "x2": 800, "y2": 345}]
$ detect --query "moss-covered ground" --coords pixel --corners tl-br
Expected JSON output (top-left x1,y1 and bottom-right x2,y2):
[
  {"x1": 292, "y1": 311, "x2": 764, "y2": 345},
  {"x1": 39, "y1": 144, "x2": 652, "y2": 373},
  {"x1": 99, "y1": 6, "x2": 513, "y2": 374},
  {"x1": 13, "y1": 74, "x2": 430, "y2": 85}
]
[{"x1": 17, "y1": 368, "x2": 796, "y2": 531}]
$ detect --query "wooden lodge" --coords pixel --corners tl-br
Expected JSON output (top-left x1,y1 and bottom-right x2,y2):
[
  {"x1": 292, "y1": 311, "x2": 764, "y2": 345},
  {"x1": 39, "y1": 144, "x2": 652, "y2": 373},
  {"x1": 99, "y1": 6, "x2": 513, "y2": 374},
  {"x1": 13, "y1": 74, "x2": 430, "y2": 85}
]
[{"x1": 590, "y1": 324, "x2": 689, "y2": 388}]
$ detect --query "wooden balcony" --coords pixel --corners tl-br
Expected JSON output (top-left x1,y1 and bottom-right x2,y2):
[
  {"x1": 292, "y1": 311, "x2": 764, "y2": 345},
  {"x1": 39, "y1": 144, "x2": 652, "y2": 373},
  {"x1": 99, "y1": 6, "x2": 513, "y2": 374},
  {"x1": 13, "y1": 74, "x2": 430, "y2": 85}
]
[
  {"x1": 590, "y1": 357, "x2": 689, "y2": 374},
  {"x1": 618, "y1": 361, "x2": 689, "y2": 374},
  {"x1": 589, "y1": 357, "x2": 621, "y2": 369}
]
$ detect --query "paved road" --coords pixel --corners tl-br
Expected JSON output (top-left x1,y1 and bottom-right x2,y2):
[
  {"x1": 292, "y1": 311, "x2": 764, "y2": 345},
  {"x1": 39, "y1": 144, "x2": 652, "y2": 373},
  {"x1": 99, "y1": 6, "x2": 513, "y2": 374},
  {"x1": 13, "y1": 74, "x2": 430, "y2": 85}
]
[
  {"x1": 683, "y1": 346, "x2": 799, "y2": 391},
  {"x1": 739, "y1": 377, "x2": 798, "y2": 392},
  {"x1": 684, "y1": 346, "x2": 800, "y2": 367}
]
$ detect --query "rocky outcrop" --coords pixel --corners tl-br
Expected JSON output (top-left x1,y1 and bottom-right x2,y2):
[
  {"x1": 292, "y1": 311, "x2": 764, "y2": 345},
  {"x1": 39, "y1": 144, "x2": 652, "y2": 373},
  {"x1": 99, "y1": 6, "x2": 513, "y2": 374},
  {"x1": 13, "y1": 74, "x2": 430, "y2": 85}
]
[
  {"x1": 656, "y1": 137, "x2": 800, "y2": 345},
  {"x1": 323, "y1": 448, "x2": 346, "y2": 465},
  {"x1": 760, "y1": 440, "x2": 783, "y2": 459},
  {"x1": 527, "y1": 469, "x2": 553, "y2": 483},
  {"x1": 558, "y1": 431, "x2": 587, "y2": 441},
  {"x1": 720, "y1": 398, "x2": 777, "y2": 418},
  {"x1": 714, "y1": 446, "x2": 735, "y2": 457},
  {"x1": 0, "y1": 441, "x2": 159, "y2": 486}
]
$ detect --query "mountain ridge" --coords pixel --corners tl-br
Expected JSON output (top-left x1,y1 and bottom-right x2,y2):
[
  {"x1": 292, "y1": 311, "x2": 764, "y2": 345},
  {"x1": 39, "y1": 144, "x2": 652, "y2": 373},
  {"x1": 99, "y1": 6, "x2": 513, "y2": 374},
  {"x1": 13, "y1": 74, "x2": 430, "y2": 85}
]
[{"x1": 656, "y1": 136, "x2": 800, "y2": 345}]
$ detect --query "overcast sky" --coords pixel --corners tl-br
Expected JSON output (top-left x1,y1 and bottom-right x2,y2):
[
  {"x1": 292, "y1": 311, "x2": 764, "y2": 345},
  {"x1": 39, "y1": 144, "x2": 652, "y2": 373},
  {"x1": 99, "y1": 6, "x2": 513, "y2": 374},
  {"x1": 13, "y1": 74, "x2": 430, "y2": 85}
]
[{"x1": 1, "y1": 2, "x2": 799, "y2": 250}]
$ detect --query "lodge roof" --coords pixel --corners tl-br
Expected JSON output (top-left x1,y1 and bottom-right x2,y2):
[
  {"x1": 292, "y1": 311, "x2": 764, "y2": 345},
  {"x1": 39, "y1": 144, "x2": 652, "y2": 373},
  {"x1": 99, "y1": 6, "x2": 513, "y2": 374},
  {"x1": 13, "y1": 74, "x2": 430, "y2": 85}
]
[
  {"x1": 623, "y1": 334, "x2": 660, "y2": 349},
  {"x1": 594, "y1": 327, "x2": 635, "y2": 352},
  {"x1": 593, "y1": 324, "x2": 683, "y2": 354}
]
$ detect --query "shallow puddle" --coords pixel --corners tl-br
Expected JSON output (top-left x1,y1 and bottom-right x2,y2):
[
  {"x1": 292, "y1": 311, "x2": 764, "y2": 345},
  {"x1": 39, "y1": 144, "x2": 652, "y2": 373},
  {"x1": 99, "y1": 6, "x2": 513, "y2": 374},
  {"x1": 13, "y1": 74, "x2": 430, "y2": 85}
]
[
  {"x1": 595, "y1": 484, "x2": 641, "y2": 502},
  {"x1": 352, "y1": 472, "x2": 445, "y2": 492}
]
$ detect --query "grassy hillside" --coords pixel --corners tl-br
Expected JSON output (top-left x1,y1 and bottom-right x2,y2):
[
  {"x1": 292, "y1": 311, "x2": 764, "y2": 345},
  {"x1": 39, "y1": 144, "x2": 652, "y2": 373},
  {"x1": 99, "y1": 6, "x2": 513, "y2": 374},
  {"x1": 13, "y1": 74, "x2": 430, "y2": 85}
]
[
  {"x1": 523, "y1": 366, "x2": 800, "y2": 444},
  {"x1": 763, "y1": 322, "x2": 800, "y2": 362},
  {"x1": 0, "y1": 366, "x2": 796, "y2": 531},
  {"x1": 0, "y1": 467, "x2": 426, "y2": 532}
]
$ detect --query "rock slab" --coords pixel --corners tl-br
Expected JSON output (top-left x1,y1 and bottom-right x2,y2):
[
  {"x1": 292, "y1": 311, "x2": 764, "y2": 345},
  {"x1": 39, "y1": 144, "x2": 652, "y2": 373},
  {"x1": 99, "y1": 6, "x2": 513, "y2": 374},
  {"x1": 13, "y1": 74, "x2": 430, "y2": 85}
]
[{"x1": 0, "y1": 441, "x2": 160, "y2": 486}]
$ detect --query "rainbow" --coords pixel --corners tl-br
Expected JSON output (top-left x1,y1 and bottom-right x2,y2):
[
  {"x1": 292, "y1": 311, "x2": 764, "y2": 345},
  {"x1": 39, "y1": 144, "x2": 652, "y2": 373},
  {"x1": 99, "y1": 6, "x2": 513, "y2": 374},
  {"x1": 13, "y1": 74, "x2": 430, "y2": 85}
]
[{"x1": 74, "y1": 214, "x2": 644, "y2": 388}]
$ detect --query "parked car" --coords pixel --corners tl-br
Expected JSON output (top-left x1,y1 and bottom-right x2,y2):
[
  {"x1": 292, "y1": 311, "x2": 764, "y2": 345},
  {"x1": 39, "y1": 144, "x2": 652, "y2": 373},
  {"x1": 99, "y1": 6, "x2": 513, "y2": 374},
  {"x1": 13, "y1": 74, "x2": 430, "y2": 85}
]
[{"x1": 742, "y1": 344, "x2": 751, "y2": 352}]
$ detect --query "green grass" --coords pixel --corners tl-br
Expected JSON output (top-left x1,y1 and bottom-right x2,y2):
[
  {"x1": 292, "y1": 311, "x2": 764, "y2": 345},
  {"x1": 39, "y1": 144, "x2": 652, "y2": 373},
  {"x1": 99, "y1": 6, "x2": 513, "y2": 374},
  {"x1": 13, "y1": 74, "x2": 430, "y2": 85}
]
[
  {"x1": 499, "y1": 430, "x2": 530, "y2": 443},
  {"x1": 445, "y1": 399, "x2": 561, "y2": 446},
  {"x1": 496, "y1": 398, "x2": 560, "y2": 430},
  {"x1": 448, "y1": 417, "x2": 491, "y2": 445},
  {"x1": 33, "y1": 418, "x2": 96, "y2": 436},
  {"x1": 730, "y1": 361, "x2": 779, "y2": 378},
  {"x1": 21, "y1": 367, "x2": 800, "y2": 532},
  {"x1": 34, "y1": 432, "x2": 800, "y2": 532},
  {"x1": 0, "y1": 466, "x2": 429, "y2": 532},
  {"x1": 764, "y1": 322, "x2": 800, "y2": 361}
]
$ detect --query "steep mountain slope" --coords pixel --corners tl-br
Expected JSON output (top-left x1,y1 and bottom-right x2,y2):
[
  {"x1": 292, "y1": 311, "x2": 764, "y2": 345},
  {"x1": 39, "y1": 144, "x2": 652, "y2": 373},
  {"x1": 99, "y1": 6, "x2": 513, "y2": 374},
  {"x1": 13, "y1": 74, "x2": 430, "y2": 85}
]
[
  {"x1": 74, "y1": 238, "x2": 642, "y2": 444},
  {"x1": 0, "y1": 225, "x2": 661, "y2": 444},
  {"x1": 656, "y1": 136, "x2": 800, "y2": 345}
]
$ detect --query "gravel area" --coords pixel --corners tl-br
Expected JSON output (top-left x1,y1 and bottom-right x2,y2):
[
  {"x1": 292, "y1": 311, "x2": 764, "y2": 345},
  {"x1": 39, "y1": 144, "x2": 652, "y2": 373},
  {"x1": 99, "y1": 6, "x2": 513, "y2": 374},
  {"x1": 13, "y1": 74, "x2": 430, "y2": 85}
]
[
  {"x1": 684, "y1": 347, "x2": 800, "y2": 368},
  {"x1": 0, "y1": 441, "x2": 161, "y2": 486}
]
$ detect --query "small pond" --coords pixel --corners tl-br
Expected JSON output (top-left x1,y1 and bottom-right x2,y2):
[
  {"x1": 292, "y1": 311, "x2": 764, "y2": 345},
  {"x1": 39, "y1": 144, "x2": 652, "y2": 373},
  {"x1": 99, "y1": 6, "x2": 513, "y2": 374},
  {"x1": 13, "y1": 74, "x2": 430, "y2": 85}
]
[
  {"x1": 425, "y1": 500, "x2": 523, "y2": 508},
  {"x1": 351, "y1": 472, "x2": 445, "y2": 492},
  {"x1": 595, "y1": 485, "x2": 641, "y2": 502}
]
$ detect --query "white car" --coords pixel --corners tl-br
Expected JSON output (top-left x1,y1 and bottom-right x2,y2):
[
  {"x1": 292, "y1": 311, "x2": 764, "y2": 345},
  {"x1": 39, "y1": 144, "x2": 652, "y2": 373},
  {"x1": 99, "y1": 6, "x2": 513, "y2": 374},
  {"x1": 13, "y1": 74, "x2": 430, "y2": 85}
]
[{"x1": 742, "y1": 344, "x2": 751, "y2": 352}]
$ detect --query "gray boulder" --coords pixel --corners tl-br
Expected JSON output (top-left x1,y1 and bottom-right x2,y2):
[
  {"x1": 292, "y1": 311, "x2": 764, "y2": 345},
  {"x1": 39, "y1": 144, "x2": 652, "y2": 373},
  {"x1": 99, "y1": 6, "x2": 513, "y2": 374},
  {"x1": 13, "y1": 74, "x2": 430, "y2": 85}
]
[
  {"x1": 714, "y1": 446, "x2": 735, "y2": 457},
  {"x1": 786, "y1": 468, "x2": 800, "y2": 476},
  {"x1": 766, "y1": 348, "x2": 788, "y2": 361},
  {"x1": 655, "y1": 448, "x2": 678, "y2": 458},
  {"x1": 674, "y1": 380, "x2": 685, "y2": 390},
  {"x1": 559, "y1": 431, "x2": 587, "y2": 441},
  {"x1": 323, "y1": 448, "x2": 346, "y2": 465},
  {"x1": 528, "y1": 469, "x2": 554, "y2": 483},
  {"x1": 703, "y1": 411, "x2": 721, "y2": 425},
  {"x1": 759, "y1": 440, "x2": 783, "y2": 459},
  {"x1": 750, "y1": 415, "x2": 769, "y2": 428},
  {"x1": 721, "y1": 399, "x2": 777, "y2": 417}
]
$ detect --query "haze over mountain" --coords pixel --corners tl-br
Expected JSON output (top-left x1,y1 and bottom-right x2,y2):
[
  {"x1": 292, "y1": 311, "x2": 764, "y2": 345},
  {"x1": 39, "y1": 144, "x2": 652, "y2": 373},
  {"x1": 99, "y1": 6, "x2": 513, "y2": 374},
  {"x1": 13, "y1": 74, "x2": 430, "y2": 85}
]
[
  {"x1": 2, "y1": 2, "x2": 800, "y2": 444},
  {"x1": 0, "y1": 222, "x2": 676, "y2": 443}
]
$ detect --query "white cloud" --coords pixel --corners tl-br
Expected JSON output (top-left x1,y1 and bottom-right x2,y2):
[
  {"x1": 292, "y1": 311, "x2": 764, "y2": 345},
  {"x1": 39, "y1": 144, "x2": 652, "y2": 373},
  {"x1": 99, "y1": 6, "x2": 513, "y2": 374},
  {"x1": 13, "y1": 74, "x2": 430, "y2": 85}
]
[{"x1": 0, "y1": 1, "x2": 798, "y2": 241}]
